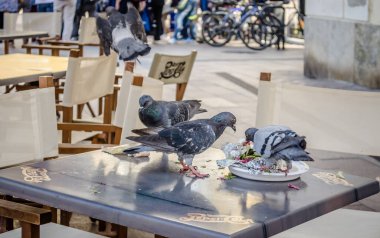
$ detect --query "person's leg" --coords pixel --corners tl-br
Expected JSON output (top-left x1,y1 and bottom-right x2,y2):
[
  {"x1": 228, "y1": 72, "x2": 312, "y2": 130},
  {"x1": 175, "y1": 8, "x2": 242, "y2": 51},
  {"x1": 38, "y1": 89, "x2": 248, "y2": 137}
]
[
  {"x1": 152, "y1": 4, "x2": 164, "y2": 40},
  {"x1": 61, "y1": 0, "x2": 77, "y2": 40},
  {"x1": 174, "y1": 5, "x2": 191, "y2": 39},
  {"x1": 0, "y1": 12, "x2": 4, "y2": 29}
]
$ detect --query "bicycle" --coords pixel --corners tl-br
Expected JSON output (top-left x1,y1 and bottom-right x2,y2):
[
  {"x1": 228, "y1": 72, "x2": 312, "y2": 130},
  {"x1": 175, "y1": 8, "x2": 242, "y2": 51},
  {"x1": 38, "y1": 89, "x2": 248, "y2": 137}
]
[
  {"x1": 201, "y1": 1, "x2": 281, "y2": 50},
  {"x1": 261, "y1": 0, "x2": 305, "y2": 50}
]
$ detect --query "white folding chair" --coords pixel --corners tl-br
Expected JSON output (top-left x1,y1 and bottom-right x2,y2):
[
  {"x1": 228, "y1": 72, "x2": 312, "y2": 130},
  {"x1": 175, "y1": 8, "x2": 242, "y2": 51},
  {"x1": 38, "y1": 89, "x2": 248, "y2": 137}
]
[
  {"x1": 114, "y1": 64, "x2": 164, "y2": 143},
  {"x1": 0, "y1": 88, "x2": 58, "y2": 168},
  {"x1": 59, "y1": 50, "x2": 118, "y2": 144},
  {"x1": 256, "y1": 73, "x2": 380, "y2": 238},
  {"x1": 4, "y1": 12, "x2": 62, "y2": 38},
  {"x1": 148, "y1": 50, "x2": 197, "y2": 100},
  {"x1": 0, "y1": 87, "x2": 106, "y2": 238}
]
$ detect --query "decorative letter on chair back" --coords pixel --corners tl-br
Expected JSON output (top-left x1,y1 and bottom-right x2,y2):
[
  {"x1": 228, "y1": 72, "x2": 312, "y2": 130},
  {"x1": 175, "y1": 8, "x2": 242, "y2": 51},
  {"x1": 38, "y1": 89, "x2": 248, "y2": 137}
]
[
  {"x1": 256, "y1": 73, "x2": 380, "y2": 156},
  {"x1": 78, "y1": 17, "x2": 100, "y2": 45},
  {"x1": 4, "y1": 12, "x2": 62, "y2": 38},
  {"x1": 0, "y1": 88, "x2": 58, "y2": 168},
  {"x1": 114, "y1": 69, "x2": 164, "y2": 143},
  {"x1": 148, "y1": 50, "x2": 197, "y2": 101},
  {"x1": 62, "y1": 51, "x2": 118, "y2": 107}
]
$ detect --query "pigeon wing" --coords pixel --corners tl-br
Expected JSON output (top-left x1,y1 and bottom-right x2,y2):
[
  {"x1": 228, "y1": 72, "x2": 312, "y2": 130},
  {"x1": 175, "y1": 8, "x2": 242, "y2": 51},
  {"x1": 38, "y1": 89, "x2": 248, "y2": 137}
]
[
  {"x1": 132, "y1": 127, "x2": 165, "y2": 136},
  {"x1": 125, "y1": 2, "x2": 147, "y2": 43},
  {"x1": 96, "y1": 17, "x2": 113, "y2": 56},
  {"x1": 182, "y1": 100, "x2": 207, "y2": 118},
  {"x1": 159, "y1": 122, "x2": 216, "y2": 155},
  {"x1": 165, "y1": 102, "x2": 189, "y2": 126},
  {"x1": 126, "y1": 134, "x2": 176, "y2": 153}
]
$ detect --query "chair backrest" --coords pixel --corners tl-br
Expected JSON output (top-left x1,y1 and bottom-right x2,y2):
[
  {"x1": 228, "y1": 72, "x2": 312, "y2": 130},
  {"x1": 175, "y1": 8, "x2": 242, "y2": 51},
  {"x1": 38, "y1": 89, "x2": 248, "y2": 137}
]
[
  {"x1": 62, "y1": 51, "x2": 118, "y2": 107},
  {"x1": 114, "y1": 69, "x2": 164, "y2": 143},
  {"x1": 78, "y1": 17, "x2": 100, "y2": 45},
  {"x1": 4, "y1": 12, "x2": 62, "y2": 37},
  {"x1": 0, "y1": 88, "x2": 58, "y2": 168},
  {"x1": 256, "y1": 73, "x2": 380, "y2": 156},
  {"x1": 148, "y1": 50, "x2": 197, "y2": 100}
]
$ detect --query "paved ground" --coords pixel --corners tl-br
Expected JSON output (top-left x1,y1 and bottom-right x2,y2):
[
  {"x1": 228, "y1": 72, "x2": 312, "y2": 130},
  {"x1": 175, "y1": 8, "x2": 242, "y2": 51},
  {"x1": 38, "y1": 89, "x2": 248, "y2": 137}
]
[{"x1": 1, "y1": 38, "x2": 379, "y2": 237}]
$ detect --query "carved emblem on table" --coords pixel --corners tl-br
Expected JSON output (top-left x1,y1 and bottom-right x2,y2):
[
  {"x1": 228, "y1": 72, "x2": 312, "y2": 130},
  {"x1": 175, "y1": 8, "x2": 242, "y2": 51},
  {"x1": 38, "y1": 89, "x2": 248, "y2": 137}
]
[
  {"x1": 21, "y1": 167, "x2": 51, "y2": 183},
  {"x1": 313, "y1": 172, "x2": 353, "y2": 187},
  {"x1": 159, "y1": 61, "x2": 186, "y2": 79},
  {"x1": 179, "y1": 213, "x2": 254, "y2": 224}
]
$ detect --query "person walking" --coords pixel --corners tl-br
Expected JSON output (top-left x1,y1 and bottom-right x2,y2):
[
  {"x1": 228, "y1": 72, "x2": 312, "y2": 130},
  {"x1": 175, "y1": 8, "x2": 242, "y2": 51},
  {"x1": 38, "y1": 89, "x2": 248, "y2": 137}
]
[
  {"x1": 54, "y1": 0, "x2": 77, "y2": 40},
  {"x1": 150, "y1": 0, "x2": 164, "y2": 41},
  {"x1": 71, "y1": 0, "x2": 98, "y2": 40}
]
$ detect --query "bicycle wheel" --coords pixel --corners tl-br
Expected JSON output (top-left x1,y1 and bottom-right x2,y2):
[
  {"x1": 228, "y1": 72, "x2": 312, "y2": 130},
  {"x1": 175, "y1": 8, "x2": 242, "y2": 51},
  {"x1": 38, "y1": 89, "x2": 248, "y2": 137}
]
[
  {"x1": 201, "y1": 13, "x2": 233, "y2": 47},
  {"x1": 239, "y1": 15, "x2": 270, "y2": 50},
  {"x1": 243, "y1": 13, "x2": 281, "y2": 50}
]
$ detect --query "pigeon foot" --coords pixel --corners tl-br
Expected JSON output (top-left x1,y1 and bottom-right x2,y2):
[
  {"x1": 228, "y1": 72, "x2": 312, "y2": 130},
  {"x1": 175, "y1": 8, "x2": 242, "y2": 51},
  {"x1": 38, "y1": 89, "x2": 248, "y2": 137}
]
[
  {"x1": 189, "y1": 166, "x2": 209, "y2": 178},
  {"x1": 179, "y1": 161, "x2": 190, "y2": 173}
]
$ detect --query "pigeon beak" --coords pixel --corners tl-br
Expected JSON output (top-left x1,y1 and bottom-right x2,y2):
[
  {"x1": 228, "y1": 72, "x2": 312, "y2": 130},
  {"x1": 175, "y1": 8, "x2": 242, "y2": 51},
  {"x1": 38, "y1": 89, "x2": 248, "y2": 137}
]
[{"x1": 231, "y1": 124, "x2": 236, "y2": 132}]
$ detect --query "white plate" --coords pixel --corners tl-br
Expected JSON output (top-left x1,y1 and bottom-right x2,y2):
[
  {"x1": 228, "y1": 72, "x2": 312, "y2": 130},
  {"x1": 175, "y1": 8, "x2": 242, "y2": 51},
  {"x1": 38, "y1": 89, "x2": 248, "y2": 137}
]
[{"x1": 228, "y1": 161, "x2": 309, "y2": 182}]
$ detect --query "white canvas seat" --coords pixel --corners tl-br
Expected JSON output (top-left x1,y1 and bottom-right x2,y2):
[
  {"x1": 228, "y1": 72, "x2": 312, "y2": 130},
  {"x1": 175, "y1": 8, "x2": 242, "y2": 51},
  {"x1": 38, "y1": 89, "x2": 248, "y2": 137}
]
[
  {"x1": 4, "y1": 12, "x2": 61, "y2": 38},
  {"x1": 0, "y1": 88, "x2": 105, "y2": 238},
  {"x1": 148, "y1": 51, "x2": 197, "y2": 100},
  {"x1": 59, "y1": 50, "x2": 118, "y2": 144},
  {"x1": 256, "y1": 73, "x2": 380, "y2": 238},
  {"x1": 114, "y1": 68, "x2": 164, "y2": 143},
  {"x1": 77, "y1": 17, "x2": 100, "y2": 45},
  {"x1": 0, "y1": 88, "x2": 58, "y2": 168}
]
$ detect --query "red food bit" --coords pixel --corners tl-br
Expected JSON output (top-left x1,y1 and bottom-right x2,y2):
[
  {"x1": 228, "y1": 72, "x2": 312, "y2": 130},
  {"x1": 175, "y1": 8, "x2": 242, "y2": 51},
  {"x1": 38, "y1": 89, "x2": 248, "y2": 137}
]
[{"x1": 288, "y1": 183, "x2": 300, "y2": 190}]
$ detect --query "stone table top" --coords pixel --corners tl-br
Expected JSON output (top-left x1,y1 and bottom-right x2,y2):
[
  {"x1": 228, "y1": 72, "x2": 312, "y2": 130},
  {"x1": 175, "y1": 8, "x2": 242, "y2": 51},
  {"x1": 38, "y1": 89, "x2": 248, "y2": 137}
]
[{"x1": 0, "y1": 147, "x2": 378, "y2": 238}]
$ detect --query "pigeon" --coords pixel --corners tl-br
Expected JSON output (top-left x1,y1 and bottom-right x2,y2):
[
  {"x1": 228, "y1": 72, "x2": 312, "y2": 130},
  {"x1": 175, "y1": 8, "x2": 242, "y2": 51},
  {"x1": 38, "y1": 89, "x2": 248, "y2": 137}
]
[
  {"x1": 245, "y1": 125, "x2": 313, "y2": 173},
  {"x1": 125, "y1": 112, "x2": 237, "y2": 178},
  {"x1": 96, "y1": 4, "x2": 150, "y2": 61},
  {"x1": 136, "y1": 95, "x2": 207, "y2": 131}
]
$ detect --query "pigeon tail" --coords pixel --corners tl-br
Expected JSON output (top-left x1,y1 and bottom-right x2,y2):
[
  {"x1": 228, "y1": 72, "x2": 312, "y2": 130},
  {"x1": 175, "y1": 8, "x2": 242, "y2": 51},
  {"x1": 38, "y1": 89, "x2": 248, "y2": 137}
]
[
  {"x1": 275, "y1": 147, "x2": 314, "y2": 162},
  {"x1": 132, "y1": 127, "x2": 164, "y2": 136},
  {"x1": 123, "y1": 145, "x2": 156, "y2": 154},
  {"x1": 126, "y1": 134, "x2": 176, "y2": 153},
  {"x1": 271, "y1": 136, "x2": 307, "y2": 155}
]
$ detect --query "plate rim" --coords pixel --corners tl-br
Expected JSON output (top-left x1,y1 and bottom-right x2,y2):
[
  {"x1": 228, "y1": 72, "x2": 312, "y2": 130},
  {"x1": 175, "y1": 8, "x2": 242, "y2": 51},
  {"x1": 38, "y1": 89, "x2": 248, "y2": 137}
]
[{"x1": 228, "y1": 161, "x2": 309, "y2": 181}]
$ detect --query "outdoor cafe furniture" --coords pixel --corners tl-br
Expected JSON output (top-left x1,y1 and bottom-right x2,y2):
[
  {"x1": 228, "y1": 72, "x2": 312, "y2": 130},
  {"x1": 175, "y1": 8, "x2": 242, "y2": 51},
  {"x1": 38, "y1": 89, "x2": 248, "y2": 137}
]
[
  {"x1": 0, "y1": 30, "x2": 48, "y2": 54},
  {"x1": 0, "y1": 53, "x2": 68, "y2": 90},
  {"x1": 0, "y1": 147, "x2": 377, "y2": 238},
  {"x1": 256, "y1": 72, "x2": 380, "y2": 238}
]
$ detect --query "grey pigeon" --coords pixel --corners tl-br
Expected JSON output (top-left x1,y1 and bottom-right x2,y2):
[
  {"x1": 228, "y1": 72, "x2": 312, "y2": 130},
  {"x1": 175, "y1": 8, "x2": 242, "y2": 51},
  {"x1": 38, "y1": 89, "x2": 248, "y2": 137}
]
[
  {"x1": 96, "y1": 4, "x2": 150, "y2": 61},
  {"x1": 136, "y1": 95, "x2": 207, "y2": 131},
  {"x1": 125, "y1": 112, "x2": 237, "y2": 178},
  {"x1": 245, "y1": 125, "x2": 313, "y2": 173}
]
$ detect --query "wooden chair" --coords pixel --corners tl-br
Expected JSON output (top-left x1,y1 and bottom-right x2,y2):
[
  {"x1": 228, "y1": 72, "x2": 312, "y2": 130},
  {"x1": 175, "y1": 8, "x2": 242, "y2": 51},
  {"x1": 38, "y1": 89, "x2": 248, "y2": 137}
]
[
  {"x1": 45, "y1": 17, "x2": 102, "y2": 56},
  {"x1": 114, "y1": 64, "x2": 164, "y2": 141},
  {"x1": 256, "y1": 72, "x2": 380, "y2": 238},
  {"x1": 148, "y1": 50, "x2": 197, "y2": 101},
  {"x1": 58, "y1": 49, "x2": 118, "y2": 144}
]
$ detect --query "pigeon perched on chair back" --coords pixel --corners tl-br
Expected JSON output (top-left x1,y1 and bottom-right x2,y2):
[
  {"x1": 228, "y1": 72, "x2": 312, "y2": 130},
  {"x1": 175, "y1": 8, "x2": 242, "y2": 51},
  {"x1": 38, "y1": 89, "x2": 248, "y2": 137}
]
[
  {"x1": 245, "y1": 125, "x2": 313, "y2": 172},
  {"x1": 136, "y1": 95, "x2": 207, "y2": 130},
  {"x1": 96, "y1": 4, "x2": 150, "y2": 61},
  {"x1": 125, "y1": 112, "x2": 237, "y2": 178}
]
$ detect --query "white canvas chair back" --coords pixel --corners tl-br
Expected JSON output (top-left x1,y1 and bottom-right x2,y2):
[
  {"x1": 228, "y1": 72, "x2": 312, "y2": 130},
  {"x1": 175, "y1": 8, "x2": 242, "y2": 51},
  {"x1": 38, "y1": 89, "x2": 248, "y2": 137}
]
[
  {"x1": 114, "y1": 71, "x2": 164, "y2": 144},
  {"x1": 62, "y1": 51, "x2": 118, "y2": 107},
  {"x1": 0, "y1": 88, "x2": 58, "y2": 168},
  {"x1": 256, "y1": 80, "x2": 380, "y2": 156},
  {"x1": 4, "y1": 12, "x2": 62, "y2": 37},
  {"x1": 148, "y1": 51, "x2": 197, "y2": 85},
  {"x1": 78, "y1": 17, "x2": 100, "y2": 45}
]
